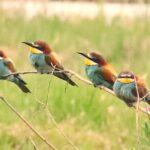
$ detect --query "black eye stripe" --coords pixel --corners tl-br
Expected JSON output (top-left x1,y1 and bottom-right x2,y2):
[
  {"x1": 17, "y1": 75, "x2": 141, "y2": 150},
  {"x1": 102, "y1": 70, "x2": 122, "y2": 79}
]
[
  {"x1": 33, "y1": 43, "x2": 43, "y2": 51},
  {"x1": 38, "y1": 46, "x2": 43, "y2": 51}
]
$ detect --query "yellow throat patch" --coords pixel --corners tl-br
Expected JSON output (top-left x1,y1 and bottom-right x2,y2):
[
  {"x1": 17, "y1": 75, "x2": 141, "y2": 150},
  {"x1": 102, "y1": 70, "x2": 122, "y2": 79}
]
[
  {"x1": 117, "y1": 78, "x2": 135, "y2": 84},
  {"x1": 29, "y1": 47, "x2": 43, "y2": 54},
  {"x1": 84, "y1": 58, "x2": 96, "y2": 66}
]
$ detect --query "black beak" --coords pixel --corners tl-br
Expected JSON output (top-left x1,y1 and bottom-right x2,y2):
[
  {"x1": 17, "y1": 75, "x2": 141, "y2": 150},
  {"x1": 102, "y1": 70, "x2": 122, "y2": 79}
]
[
  {"x1": 22, "y1": 41, "x2": 33, "y2": 47},
  {"x1": 22, "y1": 41, "x2": 41, "y2": 50},
  {"x1": 77, "y1": 52, "x2": 97, "y2": 63}
]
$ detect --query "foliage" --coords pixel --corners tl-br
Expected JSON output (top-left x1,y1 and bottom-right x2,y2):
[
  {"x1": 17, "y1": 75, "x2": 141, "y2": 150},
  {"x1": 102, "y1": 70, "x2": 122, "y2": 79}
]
[{"x1": 0, "y1": 12, "x2": 149, "y2": 149}]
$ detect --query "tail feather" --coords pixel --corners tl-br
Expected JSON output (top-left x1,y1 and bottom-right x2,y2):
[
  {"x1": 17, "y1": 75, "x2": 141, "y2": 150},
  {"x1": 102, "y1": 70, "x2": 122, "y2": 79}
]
[
  {"x1": 107, "y1": 85, "x2": 113, "y2": 90},
  {"x1": 14, "y1": 76, "x2": 30, "y2": 93},
  {"x1": 16, "y1": 75, "x2": 27, "y2": 85},
  {"x1": 53, "y1": 72, "x2": 78, "y2": 86},
  {"x1": 16, "y1": 82, "x2": 31, "y2": 93},
  {"x1": 100, "y1": 80, "x2": 114, "y2": 90}
]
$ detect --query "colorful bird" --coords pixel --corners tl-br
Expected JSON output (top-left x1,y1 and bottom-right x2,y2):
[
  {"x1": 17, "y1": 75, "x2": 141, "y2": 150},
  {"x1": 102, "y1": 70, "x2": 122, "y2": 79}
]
[
  {"x1": 113, "y1": 71, "x2": 150, "y2": 107},
  {"x1": 78, "y1": 52, "x2": 117, "y2": 90},
  {"x1": 0, "y1": 50, "x2": 30, "y2": 93},
  {"x1": 22, "y1": 40, "x2": 77, "y2": 86}
]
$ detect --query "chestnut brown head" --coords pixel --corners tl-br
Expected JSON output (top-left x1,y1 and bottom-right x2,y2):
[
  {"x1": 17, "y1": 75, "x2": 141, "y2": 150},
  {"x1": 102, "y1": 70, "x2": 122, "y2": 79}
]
[
  {"x1": 0, "y1": 50, "x2": 7, "y2": 58},
  {"x1": 78, "y1": 51, "x2": 107, "y2": 66},
  {"x1": 117, "y1": 71, "x2": 136, "y2": 84},
  {"x1": 22, "y1": 40, "x2": 51, "y2": 54}
]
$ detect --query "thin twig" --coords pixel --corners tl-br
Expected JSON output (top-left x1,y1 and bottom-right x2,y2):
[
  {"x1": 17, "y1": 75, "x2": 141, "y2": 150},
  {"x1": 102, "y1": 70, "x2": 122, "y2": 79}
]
[
  {"x1": 29, "y1": 137, "x2": 39, "y2": 150},
  {"x1": 0, "y1": 71, "x2": 38, "y2": 78},
  {"x1": 45, "y1": 66, "x2": 56, "y2": 106},
  {"x1": 29, "y1": 67, "x2": 79, "y2": 150},
  {"x1": 0, "y1": 70, "x2": 69, "y2": 79},
  {"x1": 67, "y1": 69, "x2": 92, "y2": 85},
  {"x1": 134, "y1": 75, "x2": 140, "y2": 150},
  {"x1": 46, "y1": 107, "x2": 79, "y2": 150},
  {"x1": 45, "y1": 67, "x2": 80, "y2": 150},
  {"x1": 31, "y1": 95, "x2": 80, "y2": 150},
  {"x1": 0, "y1": 96, "x2": 57, "y2": 150}
]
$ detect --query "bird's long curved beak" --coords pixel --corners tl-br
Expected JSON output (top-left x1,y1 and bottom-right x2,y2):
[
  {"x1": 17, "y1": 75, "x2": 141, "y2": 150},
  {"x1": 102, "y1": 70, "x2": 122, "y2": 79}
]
[
  {"x1": 77, "y1": 52, "x2": 93, "y2": 61},
  {"x1": 22, "y1": 41, "x2": 42, "y2": 54},
  {"x1": 22, "y1": 41, "x2": 33, "y2": 47},
  {"x1": 22, "y1": 42, "x2": 40, "y2": 49},
  {"x1": 77, "y1": 52, "x2": 96, "y2": 65}
]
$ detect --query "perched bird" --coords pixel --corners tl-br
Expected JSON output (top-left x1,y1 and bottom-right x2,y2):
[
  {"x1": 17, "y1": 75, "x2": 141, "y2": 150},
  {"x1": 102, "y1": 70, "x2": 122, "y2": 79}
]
[
  {"x1": 113, "y1": 71, "x2": 150, "y2": 107},
  {"x1": 78, "y1": 52, "x2": 117, "y2": 90},
  {"x1": 0, "y1": 50, "x2": 30, "y2": 93},
  {"x1": 22, "y1": 40, "x2": 77, "y2": 86}
]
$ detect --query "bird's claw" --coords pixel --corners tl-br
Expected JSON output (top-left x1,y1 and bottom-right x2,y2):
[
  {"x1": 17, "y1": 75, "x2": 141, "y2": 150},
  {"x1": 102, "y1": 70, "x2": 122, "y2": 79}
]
[
  {"x1": 94, "y1": 85, "x2": 102, "y2": 89},
  {"x1": 126, "y1": 102, "x2": 134, "y2": 107}
]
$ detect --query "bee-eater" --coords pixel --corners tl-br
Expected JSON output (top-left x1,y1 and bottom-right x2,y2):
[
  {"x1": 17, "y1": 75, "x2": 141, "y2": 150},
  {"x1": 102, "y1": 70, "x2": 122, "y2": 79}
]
[
  {"x1": 0, "y1": 50, "x2": 30, "y2": 93},
  {"x1": 78, "y1": 52, "x2": 117, "y2": 90},
  {"x1": 113, "y1": 71, "x2": 150, "y2": 107},
  {"x1": 22, "y1": 40, "x2": 77, "y2": 86}
]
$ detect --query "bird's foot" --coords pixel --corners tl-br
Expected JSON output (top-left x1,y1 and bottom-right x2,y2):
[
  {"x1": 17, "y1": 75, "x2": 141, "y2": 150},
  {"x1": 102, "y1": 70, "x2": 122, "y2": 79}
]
[
  {"x1": 93, "y1": 84, "x2": 97, "y2": 88},
  {"x1": 14, "y1": 73, "x2": 19, "y2": 77},
  {"x1": 126, "y1": 102, "x2": 134, "y2": 107},
  {"x1": 94, "y1": 85, "x2": 102, "y2": 89}
]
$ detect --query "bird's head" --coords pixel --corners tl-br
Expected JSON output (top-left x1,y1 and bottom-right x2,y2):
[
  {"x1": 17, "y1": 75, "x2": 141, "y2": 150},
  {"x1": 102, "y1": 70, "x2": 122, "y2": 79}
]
[
  {"x1": 22, "y1": 40, "x2": 51, "y2": 54},
  {"x1": 0, "y1": 50, "x2": 7, "y2": 58},
  {"x1": 117, "y1": 71, "x2": 136, "y2": 84},
  {"x1": 78, "y1": 52, "x2": 107, "y2": 66}
]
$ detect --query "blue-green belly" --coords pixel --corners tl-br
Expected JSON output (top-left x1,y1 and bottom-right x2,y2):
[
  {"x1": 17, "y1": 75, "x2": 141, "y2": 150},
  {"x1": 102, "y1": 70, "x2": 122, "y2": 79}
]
[
  {"x1": 113, "y1": 81, "x2": 137, "y2": 103},
  {"x1": 85, "y1": 65, "x2": 111, "y2": 88},
  {"x1": 29, "y1": 53, "x2": 52, "y2": 73},
  {"x1": 0, "y1": 58, "x2": 14, "y2": 81}
]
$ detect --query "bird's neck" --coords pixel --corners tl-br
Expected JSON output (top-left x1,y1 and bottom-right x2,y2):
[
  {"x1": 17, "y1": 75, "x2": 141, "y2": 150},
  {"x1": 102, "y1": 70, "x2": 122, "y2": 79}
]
[
  {"x1": 1, "y1": 55, "x2": 7, "y2": 59},
  {"x1": 98, "y1": 61, "x2": 107, "y2": 66},
  {"x1": 43, "y1": 49, "x2": 48, "y2": 54},
  {"x1": 43, "y1": 46, "x2": 52, "y2": 55}
]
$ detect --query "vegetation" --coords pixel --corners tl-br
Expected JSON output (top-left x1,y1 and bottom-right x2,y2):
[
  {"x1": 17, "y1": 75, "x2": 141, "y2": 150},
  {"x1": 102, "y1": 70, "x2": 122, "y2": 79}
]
[
  {"x1": 0, "y1": 12, "x2": 150, "y2": 149},
  {"x1": 103, "y1": 0, "x2": 149, "y2": 3}
]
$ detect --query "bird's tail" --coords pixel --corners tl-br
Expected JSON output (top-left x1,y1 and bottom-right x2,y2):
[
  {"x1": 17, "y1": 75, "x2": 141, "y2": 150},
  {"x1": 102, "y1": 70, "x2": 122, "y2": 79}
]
[
  {"x1": 145, "y1": 94, "x2": 150, "y2": 105},
  {"x1": 53, "y1": 72, "x2": 78, "y2": 86},
  {"x1": 15, "y1": 76, "x2": 31, "y2": 93},
  {"x1": 16, "y1": 83, "x2": 31, "y2": 93}
]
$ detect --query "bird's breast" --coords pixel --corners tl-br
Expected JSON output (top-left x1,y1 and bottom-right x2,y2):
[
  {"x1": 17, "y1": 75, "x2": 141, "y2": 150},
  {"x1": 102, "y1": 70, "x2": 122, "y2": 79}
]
[
  {"x1": 0, "y1": 60, "x2": 13, "y2": 81},
  {"x1": 85, "y1": 65, "x2": 98, "y2": 78},
  {"x1": 113, "y1": 81, "x2": 137, "y2": 102},
  {"x1": 0, "y1": 60, "x2": 9, "y2": 75},
  {"x1": 29, "y1": 53, "x2": 52, "y2": 73},
  {"x1": 85, "y1": 65, "x2": 103, "y2": 85}
]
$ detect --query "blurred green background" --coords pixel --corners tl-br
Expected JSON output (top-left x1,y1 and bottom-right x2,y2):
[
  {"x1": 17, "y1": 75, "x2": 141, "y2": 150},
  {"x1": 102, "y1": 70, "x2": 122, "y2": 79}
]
[{"x1": 0, "y1": 2, "x2": 150, "y2": 150}]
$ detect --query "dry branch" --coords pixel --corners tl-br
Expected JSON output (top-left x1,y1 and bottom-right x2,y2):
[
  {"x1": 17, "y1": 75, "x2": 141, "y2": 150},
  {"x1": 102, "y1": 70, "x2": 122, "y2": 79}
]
[
  {"x1": 67, "y1": 70, "x2": 150, "y2": 116},
  {"x1": 1, "y1": 69, "x2": 150, "y2": 116},
  {"x1": 0, "y1": 96, "x2": 57, "y2": 150}
]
